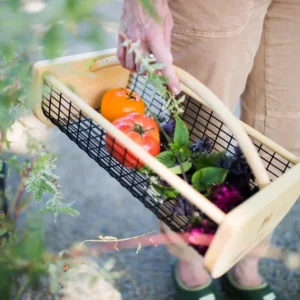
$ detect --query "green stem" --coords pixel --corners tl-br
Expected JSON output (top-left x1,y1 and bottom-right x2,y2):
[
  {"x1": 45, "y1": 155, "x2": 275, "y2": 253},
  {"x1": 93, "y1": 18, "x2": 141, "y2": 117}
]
[
  {"x1": 129, "y1": 89, "x2": 134, "y2": 98},
  {"x1": 146, "y1": 106, "x2": 188, "y2": 183},
  {"x1": 7, "y1": 175, "x2": 28, "y2": 221},
  {"x1": 146, "y1": 107, "x2": 172, "y2": 144},
  {"x1": 15, "y1": 278, "x2": 29, "y2": 300}
]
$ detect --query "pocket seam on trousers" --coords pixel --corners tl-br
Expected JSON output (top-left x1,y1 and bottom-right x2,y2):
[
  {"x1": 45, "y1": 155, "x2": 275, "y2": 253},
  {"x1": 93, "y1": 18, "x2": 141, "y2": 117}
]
[{"x1": 172, "y1": 0, "x2": 254, "y2": 38}]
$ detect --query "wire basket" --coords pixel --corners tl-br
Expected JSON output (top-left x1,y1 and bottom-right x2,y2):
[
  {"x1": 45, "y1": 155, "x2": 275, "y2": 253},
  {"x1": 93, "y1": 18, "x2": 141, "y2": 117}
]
[{"x1": 33, "y1": 50, "x2": 300, "y2": 277}]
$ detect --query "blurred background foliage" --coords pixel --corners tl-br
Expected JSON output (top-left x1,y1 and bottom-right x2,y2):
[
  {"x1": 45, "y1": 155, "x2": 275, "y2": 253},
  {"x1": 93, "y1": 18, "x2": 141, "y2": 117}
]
[{"x1": 0, "y1": 0, "x2": 154, "y2": 298}]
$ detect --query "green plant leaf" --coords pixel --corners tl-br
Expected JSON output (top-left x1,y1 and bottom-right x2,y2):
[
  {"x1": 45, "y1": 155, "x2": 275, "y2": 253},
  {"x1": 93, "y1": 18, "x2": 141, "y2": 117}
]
[
  {"x1": 42, "y1": 24, "x2": 65, "y2": 59},
  {"x1": 7, "y1": 155, "x2": 21, "y2": 173},
  {"x1": 192, "y1": 152, "x2": 225, "y2": 170},
  {"x1": 155, "y1": 151, "x2": 177, "y2": 168},
  {"x1": 192, "y1": 167, "x2": 228, "y2": 192},
  {"x1": 139, "y1": 151, "x2": 177, "y2": 174},
  {"x1": 9, "y1": 0, "x2": 21, "y2": 10},
  {"x1": 138, "y1": 166, "x2": 150, "y2": 174},
  {"x1": 152, "y1": 184, "x2": 179, "y2": 198},
  {"x1": 66, "y1": 0, "x2": 95, "y2": 21},
  {"x1": 169, "y1": 143, "x2": 180, "y2": 151},
  {"x1": 179, "y1": 147, "x2": 192, "y2": 162},
  {"x1": 151, "y1": 63, "x2": 166, "y2": 70},
  {"x1": 174, "y1": 116, "x2": 190, "y2": 148},
  {"x1": 169, "y1": 161, "x2": 192, "y2": 175}
]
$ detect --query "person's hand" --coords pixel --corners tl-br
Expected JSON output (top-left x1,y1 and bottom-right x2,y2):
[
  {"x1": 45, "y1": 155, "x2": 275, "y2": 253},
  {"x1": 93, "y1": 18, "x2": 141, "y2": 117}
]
[{"x1": 117, "y1": 0, "x2": 180, "y2": 95}]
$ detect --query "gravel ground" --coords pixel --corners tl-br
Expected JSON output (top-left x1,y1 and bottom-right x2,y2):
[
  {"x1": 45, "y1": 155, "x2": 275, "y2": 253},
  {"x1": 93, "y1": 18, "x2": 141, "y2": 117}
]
[{"x1": 6, "y1": 1, "x2": 300, "y2": 299}]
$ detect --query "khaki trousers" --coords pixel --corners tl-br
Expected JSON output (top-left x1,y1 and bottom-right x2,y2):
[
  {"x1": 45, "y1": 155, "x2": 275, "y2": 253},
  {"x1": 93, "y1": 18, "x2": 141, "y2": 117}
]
[{"x1": 161, "y1": 0, "x2": 300, "y2": 264}]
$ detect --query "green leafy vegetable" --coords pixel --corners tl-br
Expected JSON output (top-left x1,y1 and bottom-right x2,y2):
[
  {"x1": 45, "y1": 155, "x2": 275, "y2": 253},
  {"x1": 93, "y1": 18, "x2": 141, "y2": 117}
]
[
  {"x1": 169, "y1": 161, "x2": 192, "y2": 175},
  {"x1": 179, "y1": 147, "x2": 193, "y2": 162},
  {"x1": 192, "y1": 152, "x2": 225, "y2": 170},
  {"x1": 42, "y1": 24, "x2": 65, "y2": 59},
  {"x1": 174, "y1": 116, "x2": 190, "y2": 148},
  {"x1": 155, "y1": 151, "x2": 177, "y2": 168},
  {"x1": 152, "y1": 184, "x2": 179, "y2": 198},
  {"x1": 192, "y1": 167, "x2": 228, "y2": 192}
]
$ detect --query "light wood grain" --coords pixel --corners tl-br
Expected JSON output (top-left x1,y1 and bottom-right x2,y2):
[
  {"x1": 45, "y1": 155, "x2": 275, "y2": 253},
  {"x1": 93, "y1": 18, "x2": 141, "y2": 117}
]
[
  {"x1": 32, "y1": 49, "x2": 130, "y2": 124},
  {"x1": 205, "y1": 163, "x2": 300, "y2": 277}
]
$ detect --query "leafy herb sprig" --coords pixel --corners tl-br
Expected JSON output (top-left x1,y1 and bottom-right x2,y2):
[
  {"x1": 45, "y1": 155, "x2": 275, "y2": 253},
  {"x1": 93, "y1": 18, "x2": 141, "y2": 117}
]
[
  {"x1": 140, "y1": 116, "x2": 230, "y2": 200},
  {"x1": 121, "y1": 35, "x2": 185, "y2": 115}
]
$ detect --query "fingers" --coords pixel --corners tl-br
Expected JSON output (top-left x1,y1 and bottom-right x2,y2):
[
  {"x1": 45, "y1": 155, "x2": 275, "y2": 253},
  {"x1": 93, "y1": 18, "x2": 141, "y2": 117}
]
[
  {"x1": 125, "y1": 49, "x2": 136, "y2": 71},
  {"x1": 117, "y1": 33, "x2": 126, "y2": 67},
  {"x1": 136, "y1": 43, "x2": 149, "y2": 75},
  {"x1": 149, "y1": 35, "x2": 180, "y2": 95},
  {"x1": 118, "y1": 30, "x2": 143, "y2": 72},
  {"x1": 118, "y1": 33, "x2": 180, "y2": 95},
  {"x1": 162, "y1": 61, "x2": 181, "y2": 96},
  {"x1": 117, "y1": 34, "x2": 137, "y2": 71},
  {"x1": 117, "y1": 18, "x2": 180, "y2": 95}
]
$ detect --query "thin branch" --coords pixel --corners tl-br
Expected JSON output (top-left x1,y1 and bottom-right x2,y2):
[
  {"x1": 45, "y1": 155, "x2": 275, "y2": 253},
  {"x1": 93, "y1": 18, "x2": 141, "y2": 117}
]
[
  {"x1": 15, "y1": 278, "x2": 29, "y2": 300},
  {"x1": 7, "y1": 165, "x2": 31, "y2": 221},
  {"x1": 7, "y1": 176, "x2": 27, "y2": 220},
  {"x1": 80, "y1": 230, "x2": 156, "y2": 246},
  {"x1": 68, "y1": 234, "x2": 300, "y2": 271}
]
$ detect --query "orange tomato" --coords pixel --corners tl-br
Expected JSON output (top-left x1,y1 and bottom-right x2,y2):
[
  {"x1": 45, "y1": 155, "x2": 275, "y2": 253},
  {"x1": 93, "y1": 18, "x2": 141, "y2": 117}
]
[
  {"x1": 101, "y1": 88, "x2": 145, "y2": 122},
  {"x1": 106, "y1": 113, "x2": 161, "y2": 169}
]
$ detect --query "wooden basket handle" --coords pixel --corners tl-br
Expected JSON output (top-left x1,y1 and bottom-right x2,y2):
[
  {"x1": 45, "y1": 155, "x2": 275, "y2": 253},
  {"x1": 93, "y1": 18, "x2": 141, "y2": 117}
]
[{"x1": 90, "y1": 56, "x2": 270, "y2": 189}]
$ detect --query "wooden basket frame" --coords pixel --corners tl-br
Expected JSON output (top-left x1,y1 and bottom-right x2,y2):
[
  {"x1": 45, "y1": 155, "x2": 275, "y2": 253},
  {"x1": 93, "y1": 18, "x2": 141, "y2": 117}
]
[{"x1": 32, "y1": 49, "x2": 300, "y2": 277}]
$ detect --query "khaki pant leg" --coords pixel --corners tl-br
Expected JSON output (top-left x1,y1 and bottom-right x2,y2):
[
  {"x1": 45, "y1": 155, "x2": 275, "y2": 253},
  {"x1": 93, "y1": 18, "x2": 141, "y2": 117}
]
[{"x1": 161, "y1": 0, "x2": 273, "y2": 263}]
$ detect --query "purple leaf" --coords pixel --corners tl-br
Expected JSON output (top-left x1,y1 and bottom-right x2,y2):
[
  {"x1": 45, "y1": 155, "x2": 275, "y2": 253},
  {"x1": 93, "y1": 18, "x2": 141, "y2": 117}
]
[{"x1": 190, "y1": 136, "x2": 212, "y2": 153}]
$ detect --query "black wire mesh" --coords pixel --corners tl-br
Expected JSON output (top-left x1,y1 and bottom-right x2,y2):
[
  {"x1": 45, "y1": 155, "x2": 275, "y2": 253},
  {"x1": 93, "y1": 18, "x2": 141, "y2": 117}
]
[{"x1": 41, "y1": 73, "x2": 293, "y2": 232}]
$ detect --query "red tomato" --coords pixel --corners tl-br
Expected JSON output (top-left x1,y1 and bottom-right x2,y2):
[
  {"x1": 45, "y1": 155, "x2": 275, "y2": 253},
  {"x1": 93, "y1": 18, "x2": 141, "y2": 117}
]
[
  {"x1": 101, "y1": 88, "x2": 145, "y2": 122},
  {"x1": 106, "y1": 113, "x2": 161, "y2": 169}
]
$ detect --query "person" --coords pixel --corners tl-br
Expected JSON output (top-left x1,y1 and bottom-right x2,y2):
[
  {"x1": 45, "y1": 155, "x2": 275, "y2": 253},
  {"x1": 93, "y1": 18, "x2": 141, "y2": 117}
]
[{"x1": 117, "y1": 1, "x2": 300, "y2": 299}]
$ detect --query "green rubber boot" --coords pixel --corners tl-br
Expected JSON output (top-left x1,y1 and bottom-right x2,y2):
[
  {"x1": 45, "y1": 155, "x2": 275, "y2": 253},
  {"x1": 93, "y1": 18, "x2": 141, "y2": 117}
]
[
  {"x1": 221, "y1": 273, "x2": 281, "y2": 300},
  {"x1": 172, "y1": 262, "x2": 222, "y2": 300}
]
